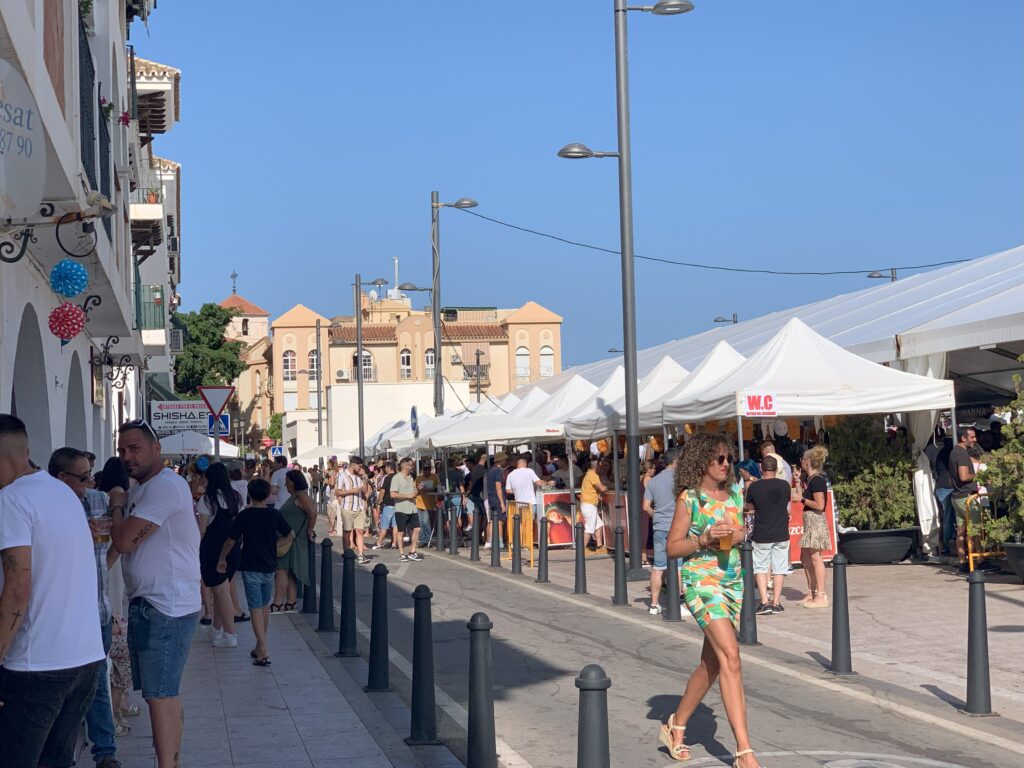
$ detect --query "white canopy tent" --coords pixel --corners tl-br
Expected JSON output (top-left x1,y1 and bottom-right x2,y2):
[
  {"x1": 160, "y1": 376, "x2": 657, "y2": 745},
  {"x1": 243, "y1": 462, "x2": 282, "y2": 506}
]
[
  {"x1": 520, "y1": 375, "x2": 598, "y2": 422},
  {"x1": 648, "y1": 342, "x2": 746, "y2": 432},
  {"x1": 507, "y1": 387, "x2": 550, "y2": 416},
  {"x1": 565, "y1": 357, "x2": 688, "y2": 438},
  {"x1": 663, "y1": 318, "x2": 955, "y2": 427},
  {"x1": 159, "y1": 431, "x2": 240, "y2": 457},
  {"x1": 294, "y1": 445, "x2": 355, "y2": 464}
]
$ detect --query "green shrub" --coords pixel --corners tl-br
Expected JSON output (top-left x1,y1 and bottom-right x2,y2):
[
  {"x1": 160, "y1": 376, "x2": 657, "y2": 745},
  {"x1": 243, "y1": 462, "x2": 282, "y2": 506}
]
[
  {"x1": 976, "y1": 370, "x2": 1024, "y2": 545},
  {"x1": 829, "y1": 415, "x2": 917, "y2": 530}
]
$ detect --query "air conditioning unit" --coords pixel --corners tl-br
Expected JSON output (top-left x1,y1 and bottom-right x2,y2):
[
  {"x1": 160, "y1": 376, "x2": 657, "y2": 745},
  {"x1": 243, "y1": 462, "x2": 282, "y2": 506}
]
[
  {"x1": 168, "y1": 236, "x2": 180, "y2": 253},
  {"x1": 335, "y1": 369, "x2": 349, "y2": 381},
  {"x1": 168, "y1": 329, "x2": 184, "y2": 354}
]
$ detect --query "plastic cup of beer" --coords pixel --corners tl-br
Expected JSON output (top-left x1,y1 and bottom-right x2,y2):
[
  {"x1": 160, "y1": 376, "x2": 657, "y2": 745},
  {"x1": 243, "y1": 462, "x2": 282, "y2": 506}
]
[
  {"x1": 718, "y1": 526, "x2": 733, "y2": 552},
  {"x1": 92, "y1": 515, "x2": 113, "y2": 545}
]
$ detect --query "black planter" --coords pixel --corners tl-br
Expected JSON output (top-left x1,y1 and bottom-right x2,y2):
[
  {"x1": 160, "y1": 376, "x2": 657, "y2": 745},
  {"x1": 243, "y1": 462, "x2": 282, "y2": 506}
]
[
  {"x1": 1003, "y1": 542, "x2": 1024, "y2": 583},
  {"x1": 838, "y1": 527, "x2": 919, "y2": 564}
]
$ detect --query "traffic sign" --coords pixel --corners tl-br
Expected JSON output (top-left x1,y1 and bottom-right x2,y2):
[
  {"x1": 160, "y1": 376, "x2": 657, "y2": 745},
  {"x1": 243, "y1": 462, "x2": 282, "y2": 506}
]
[
  {"x1": 261, "y1": 437, "x2": 273, "y2": 448},
  {"x1": 410, "y1": 405, "x2": 419, "y2": 439},
  {"x1": 269, "y1": 446, "x2": 285, "y2": 458},
  {"x1": 198, "y1": 385, "x2": 235, "y2": 418},
  {"x1": 207, "y1": 414, "x2": 230, "y2": 437}
]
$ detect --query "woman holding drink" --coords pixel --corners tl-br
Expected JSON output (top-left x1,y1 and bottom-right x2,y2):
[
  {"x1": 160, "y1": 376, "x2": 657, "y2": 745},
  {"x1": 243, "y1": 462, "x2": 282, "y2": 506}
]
[{"x1": 660, "y1": 433, "x2": 761, "y2": 768}]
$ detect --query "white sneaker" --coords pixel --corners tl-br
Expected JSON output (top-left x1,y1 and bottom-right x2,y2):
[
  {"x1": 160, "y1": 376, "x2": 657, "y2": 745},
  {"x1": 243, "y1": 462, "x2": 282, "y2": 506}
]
[
  {"x1": 648, "y1": 604, "x2": 663, "y2": 616},
  {"x1": 483, "y1": 543, "x2": 492, "y2": 550},
  {"x1": 211, "y1": 627, "x2": 223, "y2": 642},
  {"x1": 213, "y1": 633, "x2": 238, "y2": 648}
]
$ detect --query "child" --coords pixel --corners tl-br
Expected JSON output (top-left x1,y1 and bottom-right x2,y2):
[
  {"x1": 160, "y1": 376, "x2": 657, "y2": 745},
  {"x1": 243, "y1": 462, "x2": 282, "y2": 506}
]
[{"x1": 217, "y1": 478, "x2": 294, "y2": 666}]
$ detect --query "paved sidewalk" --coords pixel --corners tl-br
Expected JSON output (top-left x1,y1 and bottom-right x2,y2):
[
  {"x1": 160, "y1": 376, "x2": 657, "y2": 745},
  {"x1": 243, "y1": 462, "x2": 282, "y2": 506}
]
[{"x1": 112, "y1": 610, "x2": 461, "y2": 768}]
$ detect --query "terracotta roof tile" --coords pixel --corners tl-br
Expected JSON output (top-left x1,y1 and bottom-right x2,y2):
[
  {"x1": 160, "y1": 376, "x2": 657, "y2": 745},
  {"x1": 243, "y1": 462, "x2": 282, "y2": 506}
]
[
  {"x1": 330, "y1": 325, "x2": 397, "y2": 344},
  {"x1": 439, "y1": 323, "x2": 508, "y2": 340},
  {"x1": 220, "y1": 293, "x2": 270, "y2": 316}
]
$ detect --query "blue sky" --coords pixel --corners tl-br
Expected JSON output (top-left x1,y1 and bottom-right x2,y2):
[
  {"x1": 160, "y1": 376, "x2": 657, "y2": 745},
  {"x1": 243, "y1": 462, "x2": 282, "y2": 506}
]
[{"x1": 139, "y1": 1, "x2": 1024, "y2": 367}]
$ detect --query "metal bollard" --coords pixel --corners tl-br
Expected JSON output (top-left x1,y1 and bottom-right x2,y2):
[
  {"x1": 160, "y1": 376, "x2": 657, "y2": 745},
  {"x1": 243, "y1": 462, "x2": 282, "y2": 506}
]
[
  {"x1": 512, "y1": 513, "x2": 523, "y2": 574},
  {"x1": 489, "y1": 513, "x2": 502, "y2": 568},
  {"x1": 575, "y1": 664, "x2": 611, "y2": 768},
  {"x1": 964, "y1": 570, "x2": 994, "y2": 715},
  {"x1": 435, "y1": 508, "x2": 445, "y2": 553},
  {"x1": 470, "y1": 507, "x2": 480, "y2": 561},
  {"x1": 335, "y1": 549, "x2": 357, "y2": 657},
  {"x1": 829, "y1": 553, "x2": 854, "y2": 675},
  {"x1": 449, "y1": 503, "x2": 459, "y2": 556},
  {"x1": 316, "y1": 538, "x2": 335, "y2": 632},
  {"x1": 365, "y1": 563, "x2": 390, "y2": 691},
  {"x1": 663, "y1": 557, "x2": 682, "y2": 622},
  {"x1": 467, "y1": 612, "x2": 497, "y2": 768},
  {"x1": 738, "y1": 541, "x2": 759, "y2": 646},
  {"x1": 406, "y1": 585, "x2": 441, "y2": 745},
  {"x1": 612, "y1": 526, "x2": 628, "y2": 606},
  {"x1": 574, "y1": 522, "x2": 588, "y2": 594},
  {"x1": 536, "y1": 516, "x2": 550, "y2": 584},
  {"x1": 302, "y1": 535, "x2": 317, "y2": 614}
]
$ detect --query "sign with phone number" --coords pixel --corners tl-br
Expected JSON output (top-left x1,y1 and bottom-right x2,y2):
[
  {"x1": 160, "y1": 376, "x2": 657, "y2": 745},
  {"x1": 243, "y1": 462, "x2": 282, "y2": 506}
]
[{"x1": 0, "y1": 59, "x2": 45, "y2": 219}]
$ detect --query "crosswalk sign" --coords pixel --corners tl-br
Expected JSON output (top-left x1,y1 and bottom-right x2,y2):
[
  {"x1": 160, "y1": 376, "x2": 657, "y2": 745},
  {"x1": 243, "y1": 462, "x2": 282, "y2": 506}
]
[{"x1": 207, "y1": 414, "x2": 230, "y2": 437}]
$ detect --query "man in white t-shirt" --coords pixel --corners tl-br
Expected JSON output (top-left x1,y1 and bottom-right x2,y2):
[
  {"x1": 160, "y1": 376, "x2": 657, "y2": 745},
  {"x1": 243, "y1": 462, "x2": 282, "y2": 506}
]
[
  {"x1": 270, "y1": 455, "x2": 290, "y2": 506},
  {"x1": 0, "y1": 415, "x2": 106, "y2": 767},
  {"x1": 112, "y1": 419, "x2": 201, "y2": 768},
  {"x1": 505, "y1": 454, "x2": 543, "y2": 524}
]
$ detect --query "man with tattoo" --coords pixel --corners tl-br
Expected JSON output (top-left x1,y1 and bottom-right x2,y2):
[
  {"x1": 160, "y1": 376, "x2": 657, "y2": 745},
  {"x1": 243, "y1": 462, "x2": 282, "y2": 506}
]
[
  {"x1": 113, "y1": 420, "x2": 201, "y2": 768},
  {"x1": 0, "y1": 415, "x2": 106, "y2": 767}
]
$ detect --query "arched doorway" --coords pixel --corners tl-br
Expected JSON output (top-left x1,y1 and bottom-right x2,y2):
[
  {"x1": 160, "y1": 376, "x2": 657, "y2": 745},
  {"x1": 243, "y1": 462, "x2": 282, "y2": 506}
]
[
  {"x1": 65, "y1": 352, "x2": 88, "y2": 450},
  {"x1": 11, "y1": 305, "x2": 52, "y2": 463}
]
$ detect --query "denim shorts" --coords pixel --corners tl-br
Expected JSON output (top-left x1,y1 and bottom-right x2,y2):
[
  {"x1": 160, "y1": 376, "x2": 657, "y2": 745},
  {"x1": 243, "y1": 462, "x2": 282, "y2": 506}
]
[
  {"x1": 752, "y1": 541, "x2": 793, "y2": 575},
  {"x1": 652, "y1": 529, "x2": 669, "y2": 570},
  {"x1": 242, "y1": 570, "x2": 276, "y2": 609},
  {"x1": 380, "y1": 505, "x2": 397, "y2": 530},
  {"x1": 0, "y1": 660, "x2": 101, "y2": 767},
  {"x1": 128, "y1": 598, "x2": 199, "y2": 699}
]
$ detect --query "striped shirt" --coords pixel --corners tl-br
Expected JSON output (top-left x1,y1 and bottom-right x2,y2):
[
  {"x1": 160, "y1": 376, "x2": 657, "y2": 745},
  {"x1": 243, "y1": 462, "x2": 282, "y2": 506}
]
[{"x1": 337, "y1": 470, "x2": 366, "y2": 513}]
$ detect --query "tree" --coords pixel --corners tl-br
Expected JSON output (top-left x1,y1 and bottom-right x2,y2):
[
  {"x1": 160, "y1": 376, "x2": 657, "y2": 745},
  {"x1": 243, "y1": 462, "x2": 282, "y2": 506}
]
[
  {"x1": 267, "y1": 412, "x2": 283, "y2": 441},
  {"x1": 977, "y1": 365, "x2": 1024, "y2": 544},
  {"x1": 173, "y1": 303, "x2": 246, "y2": 397}
]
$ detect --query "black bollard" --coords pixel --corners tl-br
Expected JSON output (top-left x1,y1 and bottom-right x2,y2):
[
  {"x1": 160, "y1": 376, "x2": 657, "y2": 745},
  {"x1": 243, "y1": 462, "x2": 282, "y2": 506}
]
[
  {"x1": 663, "y1": 557, "x2": 682, "y2": 622},
  {"x1": 467, "y1": 612, "x2": 497, "y2": 768},
  {"x1": 316, "y1": 538, "x2": 335, "y2": 632},
  {"x1": 435, "y1": 507, "x2": 445, "y2": 553},
  {"x1": 738, "y1": 541, "x2": 759, "y2": 646},
  {"x1": 489, "y1": 513, "x2": 502, "y2": 568},
  {"x1": 470, "y1": 507, "x2": 480, "y2": 562},
  {"x1": 575, "y1": 664, "x2": 611, "y2": 768},
  {"x1": 449, "y1": 502, "x2": 459, "y2": 556},
  {"x1": 335, "y1": 549, "x2": 357, "y2": 657},
  {"x1": 365, "y1": 563, "x2": 390, "y2": 692},
  {"x1": 574, "y1": 522, "x2": 588, "y2": 594},
  {"x1": 536, "y1": 516, "x2": 550, "y2": 584},
  {"x1": 302, "y1": 535, "x2": 317, "y2": 614},
  {"x1": 829, "y1": 553, "x2": 854, "y2": 675},
  {"x1": 512, "y1": 513, "x2": 523, "y2": 574},
  {"x1": 612, "y1": 526, "x2": 628, "y2": 606},
  {"x1": 964, "y1": 570, "x2": 994, "y2": 715},
  {"x1": 406, "y1": 585, "x2": 441, "y2": 745}
]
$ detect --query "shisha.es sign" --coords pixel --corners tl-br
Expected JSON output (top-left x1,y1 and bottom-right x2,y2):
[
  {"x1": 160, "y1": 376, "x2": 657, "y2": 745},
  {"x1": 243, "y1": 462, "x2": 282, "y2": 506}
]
[{"x1": 0, "y1": 58, "x2": 45, "y2": 220}]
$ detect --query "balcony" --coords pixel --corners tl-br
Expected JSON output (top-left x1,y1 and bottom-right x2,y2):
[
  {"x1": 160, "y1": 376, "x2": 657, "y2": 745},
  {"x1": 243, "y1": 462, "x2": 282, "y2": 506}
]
[
  {"x1": 463, "y1": 364, "x2": 491, "y2": 383},
  {"x1": 131, "y1": 168, "x2": 164, "y2": 205},
  {"x1": 79, "y1": 18, "x2": 97, "y2": 190},
  {"x1": 137, "y1": 284, "x2": 166, "y2": 330},
  {"x1": 98, "y1": 114, "x2": 111, "y2": 239},
  {"x1": 351, "y1": 367, "x2": 378, "y2": 382}
]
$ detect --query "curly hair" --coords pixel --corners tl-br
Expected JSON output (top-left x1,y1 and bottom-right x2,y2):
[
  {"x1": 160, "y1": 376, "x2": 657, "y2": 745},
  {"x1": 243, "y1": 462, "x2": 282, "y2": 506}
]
[
  {"x1": 804, "y1": 445, "x2": 828, "y2": 471},
  {"x1": 674, "y1": 433, "x2": 732, "y2": 497}
]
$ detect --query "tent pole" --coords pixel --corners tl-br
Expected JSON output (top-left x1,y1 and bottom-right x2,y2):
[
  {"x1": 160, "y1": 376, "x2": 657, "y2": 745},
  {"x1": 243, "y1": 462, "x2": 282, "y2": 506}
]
[
  {"x1": 566, "y1": 438, "x2": 577, "y2": 544},
  {"x1": 736, "y1": 415, "x2": 745, "y2": 461},
  {"x1": 950, "y1": 404, "x2": 959, "y2": 443},
  {"x1": 611, "y1": 431, "x2": 621, "y2": 528},
  {"x1": 662, "y1": 423, "x2": 669, "y2": 452}
]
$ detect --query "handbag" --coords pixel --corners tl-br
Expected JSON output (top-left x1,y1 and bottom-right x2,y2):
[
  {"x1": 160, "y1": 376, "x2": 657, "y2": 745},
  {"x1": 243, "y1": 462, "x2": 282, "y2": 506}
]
[{"x1": 275, "y1": 534, "x2": 293, "y2": 558}]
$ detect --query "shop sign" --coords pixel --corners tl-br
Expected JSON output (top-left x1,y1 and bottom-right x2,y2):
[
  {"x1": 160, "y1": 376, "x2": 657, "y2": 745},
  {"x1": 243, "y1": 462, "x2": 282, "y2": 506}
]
[
  {"x1": 150, "y1": 401, "x2": 210, "y2": 435},
  {"x1": 740, "y1": 392, "x2": 778, "y2": 417},
  {"x1": 0, "y1": 59, "x2": 45, "y2": 219}
]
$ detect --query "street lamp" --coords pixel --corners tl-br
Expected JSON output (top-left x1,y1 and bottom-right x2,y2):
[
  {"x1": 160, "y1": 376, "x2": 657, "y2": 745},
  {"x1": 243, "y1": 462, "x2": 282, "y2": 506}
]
[
  {"x1": 351, "y1": 275, "x2": 390, "y2": 460},
  {"x1": 557, "y1": 0, "x2": 691, "y2": 581},
  {"x1": 431, "y1": 192, "x2": 478, "y2": 417},
  {"x1": 867, "y1": 268, "x2": 897, "y2": 283},
  {"x1": 608, "y1": 347, "x2": 623, "y2": 353},
  {"x1": 713, "y1": 313, "x2": 738, "y2": 325}
]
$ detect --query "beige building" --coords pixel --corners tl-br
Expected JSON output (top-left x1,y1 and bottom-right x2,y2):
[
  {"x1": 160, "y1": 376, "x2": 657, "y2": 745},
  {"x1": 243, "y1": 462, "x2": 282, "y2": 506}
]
[
  {"x1": 220, "y1": 291, "x2": 271, "y2": 452},
  {"x1": 270, "y1": 304, "x2": 332, "y2": 455}
]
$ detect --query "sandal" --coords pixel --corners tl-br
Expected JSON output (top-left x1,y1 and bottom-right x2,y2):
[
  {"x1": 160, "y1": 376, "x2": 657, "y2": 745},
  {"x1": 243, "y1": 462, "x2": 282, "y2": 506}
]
[
  {"x1": 234, "y1": 613, "x2": 250, "y2": 623},
  {"x1": 270, "y1": 604, "x2": 283, "y2": 614},
  {"x1": 119, "y1": 704, "x2": 140, "y2": 718},
  {"x1": 794, "y1": 592, "x2": 815, "y2": 605},
  {"x1": 252, "y1": 657, "x2": 272, "y2": 666},
  {"x1": 658, "y1": 714, "x2": 691, "y2": 761},
  {"x1": 733, "y1": 748, "x2": 761, "y2": 767},
  {"x1": 250, "y1": 649, "x2": 258, "y2": 659},
  {"x1": 283, "y1": 602, "x2": 297, "y2": 613}
]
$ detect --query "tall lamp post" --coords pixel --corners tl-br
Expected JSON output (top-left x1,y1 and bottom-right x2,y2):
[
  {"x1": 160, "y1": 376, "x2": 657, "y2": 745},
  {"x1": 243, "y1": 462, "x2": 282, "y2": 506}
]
[
  {"x1": 431, "y1": 192, "x2": 478, "y2": 417},
  {"x1": 353, "y1": 275, "x2": 390, "y2": 460},
  {"x1": 558, "y1": 0, "x2": 693, "y2": 580}
]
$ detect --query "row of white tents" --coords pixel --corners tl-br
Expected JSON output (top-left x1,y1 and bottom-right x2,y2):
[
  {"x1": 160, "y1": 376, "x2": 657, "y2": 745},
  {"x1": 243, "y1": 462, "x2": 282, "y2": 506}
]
[{"x1": 365, "y1": 317, "x2": 955, "y2": 454}]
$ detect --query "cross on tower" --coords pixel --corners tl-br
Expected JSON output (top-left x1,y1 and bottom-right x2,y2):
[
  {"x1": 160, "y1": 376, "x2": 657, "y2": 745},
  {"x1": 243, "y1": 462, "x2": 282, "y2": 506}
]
[{"x1": 230, "y1": 270, "x2": 238, "y2": 294}]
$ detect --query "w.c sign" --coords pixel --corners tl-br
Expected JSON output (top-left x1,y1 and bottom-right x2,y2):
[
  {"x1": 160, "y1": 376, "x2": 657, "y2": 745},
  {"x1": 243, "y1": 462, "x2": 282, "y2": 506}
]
[{"x1": 740, "y1": 392, "x2": 777, "y2": 417}]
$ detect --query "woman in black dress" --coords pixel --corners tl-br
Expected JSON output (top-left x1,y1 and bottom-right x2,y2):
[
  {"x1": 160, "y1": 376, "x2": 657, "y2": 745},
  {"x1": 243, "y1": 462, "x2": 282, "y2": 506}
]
[{"x1": 198, "y1": 462, "x2": 242, "y2": 646}]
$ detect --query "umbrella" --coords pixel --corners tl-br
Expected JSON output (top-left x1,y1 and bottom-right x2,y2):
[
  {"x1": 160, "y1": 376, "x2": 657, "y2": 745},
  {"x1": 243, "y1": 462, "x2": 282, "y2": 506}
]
[
  {"x1": 294, "y1": 445, "x2": 354, "y2": 464},
  {"x1": 158, "y1": 431, "x2": 240, "y2": 457}
]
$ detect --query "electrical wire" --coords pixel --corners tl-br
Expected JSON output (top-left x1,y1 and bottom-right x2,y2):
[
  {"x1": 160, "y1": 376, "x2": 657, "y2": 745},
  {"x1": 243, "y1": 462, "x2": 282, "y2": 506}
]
[{"x1": 454, "y1": 208, "x2": 969, "y2": 277}]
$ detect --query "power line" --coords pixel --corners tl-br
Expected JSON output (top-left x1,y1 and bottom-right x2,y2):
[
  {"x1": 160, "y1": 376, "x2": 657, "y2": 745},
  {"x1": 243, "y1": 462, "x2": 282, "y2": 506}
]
[{"x1": 455, "y1": 208, "x2": 969, "y2": 277}]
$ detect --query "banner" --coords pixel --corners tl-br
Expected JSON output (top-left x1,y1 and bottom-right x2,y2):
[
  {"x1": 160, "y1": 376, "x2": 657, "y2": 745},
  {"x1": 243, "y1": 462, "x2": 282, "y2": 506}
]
[
  {"x1": 788, "y1": 491, "x2": 838, "y2": 564},
  {"x1": 537, "y1": 491, "x2": 574, "y2": 548},
  {"x1": 150, "y1": 401, "x2": 210, "y2": 436}
]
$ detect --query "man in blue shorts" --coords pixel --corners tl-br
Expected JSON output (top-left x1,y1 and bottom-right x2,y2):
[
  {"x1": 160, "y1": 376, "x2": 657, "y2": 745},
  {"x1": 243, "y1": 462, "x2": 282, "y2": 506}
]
[{"x1": 642, "y1": 449, "x2": 679, "y2": 616}]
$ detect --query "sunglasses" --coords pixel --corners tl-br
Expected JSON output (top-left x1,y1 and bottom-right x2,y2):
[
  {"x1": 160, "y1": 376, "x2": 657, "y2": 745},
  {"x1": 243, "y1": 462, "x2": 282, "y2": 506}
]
[
  {"x1": 714, "y1": 454, "x2": 735, "y2": 466},
  {"x1": 63, "y1": 470, "x2": 92, "y2": 482},
  {"x1": 119, "y1": 418, "x2": 159, "y2": 441}
]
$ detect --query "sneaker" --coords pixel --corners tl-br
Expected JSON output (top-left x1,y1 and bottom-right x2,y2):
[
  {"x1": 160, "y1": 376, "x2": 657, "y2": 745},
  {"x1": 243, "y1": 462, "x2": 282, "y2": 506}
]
[
  {"x1": 407, "y1": 552, "x2": 423, "y2": 561},
  {"x1": 755, "y1": 602, "x2": 773, "y2": 616},
  {"x1": 771, "y1": 603, "x2": 785, "y2": 614},
  {"x1": 648, "y1": 603, "x2": 663, "y2": 615},
  {"x1": 399, "y1": 554, "x2": 409, "y2": 562},
  {"x1": 213, "y1": 633, "x2": 238, "y2": 648},
  {"x1": 211, "y1": 627, "x2": 223, "y2": 642},
  {"x1": 356, "y1": 554, "x2": 369, "y2": 564},
  {"x1": 371, "y1": 543, "x2": 385, "y2": 550},
  {"x1": 483, "y1": 542, "x2": 492, "y2": 549}
]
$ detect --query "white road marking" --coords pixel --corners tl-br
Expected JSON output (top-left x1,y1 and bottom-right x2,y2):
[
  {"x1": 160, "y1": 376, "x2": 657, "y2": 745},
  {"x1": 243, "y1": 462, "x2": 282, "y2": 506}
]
[
  {"x1": 688, "y1": 752, "x2": 971, "y2": 767},
  {"x1": 436, "y1": 554, "x2": 1024, "y2": 759}
]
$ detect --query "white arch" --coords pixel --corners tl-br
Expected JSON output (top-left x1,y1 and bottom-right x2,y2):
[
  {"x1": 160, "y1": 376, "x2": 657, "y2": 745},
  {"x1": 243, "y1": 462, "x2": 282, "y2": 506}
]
[
  {"x1": 64, "y1": 352, "x2": 88, "y2": 450},
  {"x1": 11, "y1": 305, "x2": 52, "y2": 463}
]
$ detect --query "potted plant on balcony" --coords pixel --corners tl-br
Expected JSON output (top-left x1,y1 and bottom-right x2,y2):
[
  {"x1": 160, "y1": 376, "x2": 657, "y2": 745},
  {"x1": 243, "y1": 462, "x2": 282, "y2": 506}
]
[
  {"x1": 146, "y1": 188, "x2": 160, "y2": 204},
  {"x1": 830, "y1": 415, "x2": 920, "y2": 564},
  {"x1": 976, "y1": 371, "x2": 1024, "y2": 582}
]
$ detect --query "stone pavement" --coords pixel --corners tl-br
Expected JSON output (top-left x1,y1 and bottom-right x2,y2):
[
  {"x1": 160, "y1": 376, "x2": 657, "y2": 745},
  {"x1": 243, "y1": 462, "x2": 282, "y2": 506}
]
[{"x1": 111, "y1": 609, "x2": 462, "y2": 768}]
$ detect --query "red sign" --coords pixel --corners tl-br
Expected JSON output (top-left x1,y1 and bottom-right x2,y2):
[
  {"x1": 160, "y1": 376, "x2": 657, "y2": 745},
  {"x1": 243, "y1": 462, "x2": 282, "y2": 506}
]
[
  {"x1": 261, "y1": 437, "x2": 273, "y2": 447},
  {"x1": 741, "y1": 392, "x2": 778, "y2": 417},
  {"x1": 787, "y1": 491, "x2": 838, "y2": 564}
]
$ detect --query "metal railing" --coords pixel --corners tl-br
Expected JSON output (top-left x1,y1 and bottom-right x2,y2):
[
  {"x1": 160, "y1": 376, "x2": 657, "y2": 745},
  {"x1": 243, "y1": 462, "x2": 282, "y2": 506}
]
[
  {"x1": 137, "y1": 284, "x2": 166, "y2": 330},
  {"x1": 79, "y1": 18, "x2": 97, "y2": 190},
  {"x1": 348, "y1": 367, "x2": 377, "y2": 382},
  {"x1": 131, "y1": 168, "x2": 163, "y2": 205},
  {"x1": 98, "y1": 108, "x2": 111, "y2": 239},
  {"x1": 463, "y1": 364, "x2": 490, "y2": 382},
  {"x1": 127, "y1": 45, "x2": 138, "y2": 119}
]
